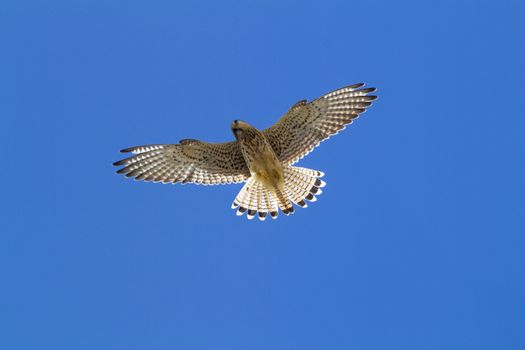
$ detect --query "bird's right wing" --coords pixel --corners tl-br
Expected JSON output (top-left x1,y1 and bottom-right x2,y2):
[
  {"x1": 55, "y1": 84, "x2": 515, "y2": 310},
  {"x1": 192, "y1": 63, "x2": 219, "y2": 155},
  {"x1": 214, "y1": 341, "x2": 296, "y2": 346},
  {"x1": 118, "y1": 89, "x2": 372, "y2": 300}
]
[
  {"x1": 113, "y1": 140, "x2": 250, "y2": 185},
  {"x1": 264, "y1": 83, "x2": 377, "y2": 165}
]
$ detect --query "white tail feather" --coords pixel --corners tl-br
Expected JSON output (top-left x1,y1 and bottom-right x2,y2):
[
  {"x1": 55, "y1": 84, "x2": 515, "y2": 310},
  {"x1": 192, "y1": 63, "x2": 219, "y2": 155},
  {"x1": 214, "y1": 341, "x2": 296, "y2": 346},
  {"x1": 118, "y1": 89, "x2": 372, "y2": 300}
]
[{"x1": 232, "y1": 166, "x2": 324, "y2": 220}]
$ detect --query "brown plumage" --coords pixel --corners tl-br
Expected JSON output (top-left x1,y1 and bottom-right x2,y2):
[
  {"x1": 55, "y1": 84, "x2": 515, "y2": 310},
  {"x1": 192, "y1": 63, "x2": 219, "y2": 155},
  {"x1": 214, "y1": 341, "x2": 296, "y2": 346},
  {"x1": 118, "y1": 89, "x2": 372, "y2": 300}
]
[{"x1": 114, "y1": 83, "x2": 377, "y2": 220}]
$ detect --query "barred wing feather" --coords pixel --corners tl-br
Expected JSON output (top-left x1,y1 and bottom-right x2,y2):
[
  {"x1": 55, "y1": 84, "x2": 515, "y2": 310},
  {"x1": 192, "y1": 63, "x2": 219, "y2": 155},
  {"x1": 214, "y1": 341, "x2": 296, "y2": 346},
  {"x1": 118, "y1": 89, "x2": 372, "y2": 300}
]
[
  {"x1": 113, "y1": 140, "x2": 250, "y2": 185},
  {"x1": 264, "y1": 83, "x2": 377, "y2": 165}
]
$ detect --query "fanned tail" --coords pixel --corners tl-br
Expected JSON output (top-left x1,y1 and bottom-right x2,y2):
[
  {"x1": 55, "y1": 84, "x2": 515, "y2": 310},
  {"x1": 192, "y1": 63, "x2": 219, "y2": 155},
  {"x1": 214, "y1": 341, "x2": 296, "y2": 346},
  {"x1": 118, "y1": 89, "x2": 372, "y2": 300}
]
[
  {"x1": 283, "y1": 166, "x2": 325, "y2": 208},
  {"x1": 232, "y1": 178, "x2": 279, "y2": 220},
  {"x1": 231, "y1": 166, "x2": 325, "y2": 221}
]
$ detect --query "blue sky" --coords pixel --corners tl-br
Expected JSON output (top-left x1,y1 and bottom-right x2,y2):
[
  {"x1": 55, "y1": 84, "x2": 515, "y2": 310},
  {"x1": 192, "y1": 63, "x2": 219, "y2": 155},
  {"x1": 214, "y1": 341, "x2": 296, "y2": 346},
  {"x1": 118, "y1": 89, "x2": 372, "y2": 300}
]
[{"x1": 1, "y1": 0, "x2": 524, "y2": 349}]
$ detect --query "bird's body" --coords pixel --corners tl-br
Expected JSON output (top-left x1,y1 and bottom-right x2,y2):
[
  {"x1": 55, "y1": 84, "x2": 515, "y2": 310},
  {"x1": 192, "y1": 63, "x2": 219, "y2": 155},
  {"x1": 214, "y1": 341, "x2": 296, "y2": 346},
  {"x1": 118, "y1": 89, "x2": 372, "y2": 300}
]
[
  {"x1": 114, "y1": 83, "x2": 377, "y2": 220},
  {"x1": 234, "y1": 121, "x2": 284, "y2": 192}
]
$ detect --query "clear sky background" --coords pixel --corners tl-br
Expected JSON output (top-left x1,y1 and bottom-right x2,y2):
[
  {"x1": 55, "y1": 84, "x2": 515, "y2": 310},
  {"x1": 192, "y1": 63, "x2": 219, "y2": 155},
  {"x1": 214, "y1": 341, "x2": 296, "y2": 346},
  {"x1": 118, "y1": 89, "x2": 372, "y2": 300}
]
[{"x1": 1, "y1": 0, "x2": 524, "y2": 349}]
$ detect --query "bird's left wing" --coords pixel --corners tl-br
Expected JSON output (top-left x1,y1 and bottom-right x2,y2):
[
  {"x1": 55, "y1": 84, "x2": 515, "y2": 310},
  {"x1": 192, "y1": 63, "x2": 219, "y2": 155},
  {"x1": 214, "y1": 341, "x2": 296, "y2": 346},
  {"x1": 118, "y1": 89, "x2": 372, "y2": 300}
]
[
  {"x1": 113, "y1": 140, "x2": 250, "y2": 185},
  {"x1": 264, "y1": 83, "x2": 377, "y2": 165}
]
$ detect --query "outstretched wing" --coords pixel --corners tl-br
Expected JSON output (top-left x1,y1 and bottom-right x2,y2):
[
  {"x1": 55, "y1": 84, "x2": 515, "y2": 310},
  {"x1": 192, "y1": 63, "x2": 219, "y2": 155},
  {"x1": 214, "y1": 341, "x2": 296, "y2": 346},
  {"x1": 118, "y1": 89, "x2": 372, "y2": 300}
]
[
  {"x1": 113, "y1": 140, "x2": 250, "y2": 185},
  {"x1": 264, "y1": 83, "x2": 377, "y2": 165}
]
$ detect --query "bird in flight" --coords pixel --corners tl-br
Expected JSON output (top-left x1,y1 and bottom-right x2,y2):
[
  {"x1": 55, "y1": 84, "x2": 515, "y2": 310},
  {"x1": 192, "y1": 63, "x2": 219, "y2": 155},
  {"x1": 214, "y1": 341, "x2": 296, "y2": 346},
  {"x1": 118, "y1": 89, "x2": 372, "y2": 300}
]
[{"x1": 113, "y1": 83, "x2": 377, "y2": 220}]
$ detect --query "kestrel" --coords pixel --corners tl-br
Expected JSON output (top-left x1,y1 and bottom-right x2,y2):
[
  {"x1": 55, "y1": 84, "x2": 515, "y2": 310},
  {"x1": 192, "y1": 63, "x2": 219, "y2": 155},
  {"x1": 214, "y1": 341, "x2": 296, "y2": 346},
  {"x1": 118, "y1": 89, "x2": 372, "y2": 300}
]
[{"x1": 113, "y1": 83, "x2": 377, "y2": 220}]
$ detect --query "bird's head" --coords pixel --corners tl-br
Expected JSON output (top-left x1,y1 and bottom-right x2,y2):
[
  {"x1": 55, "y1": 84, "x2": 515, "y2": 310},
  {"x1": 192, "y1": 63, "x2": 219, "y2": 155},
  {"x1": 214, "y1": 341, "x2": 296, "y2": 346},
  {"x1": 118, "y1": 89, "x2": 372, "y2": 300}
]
[{"x1": 231, "y1": 120, "x2": 254, "y2": 140}]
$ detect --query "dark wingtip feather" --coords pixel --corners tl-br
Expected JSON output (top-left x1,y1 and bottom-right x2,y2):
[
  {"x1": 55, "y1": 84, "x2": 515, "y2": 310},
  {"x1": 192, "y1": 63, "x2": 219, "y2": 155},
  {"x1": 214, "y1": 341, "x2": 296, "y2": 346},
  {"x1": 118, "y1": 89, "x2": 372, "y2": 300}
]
[
  {"x1": 120, "y1": 147, "x2": 134, "y2": 153},
  {"x1": 125, "y1": 169, "x2": 141, "y2": 178},
  {"x1": 116, "y1": 167, "x2": 129, "y2": 174},
  {"x1": 113, "y1": 159, "x2": 127, "y2": 166},
  {"x1": 350, "y1": 82, "x2": 365, "y2": 89},
  {"x1": 358, "y1": 87, "x2": 377, "y2": 94}
]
